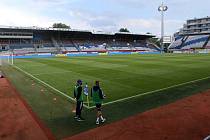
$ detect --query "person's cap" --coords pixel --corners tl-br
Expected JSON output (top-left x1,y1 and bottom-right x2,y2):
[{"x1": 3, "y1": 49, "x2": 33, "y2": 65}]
[
  {"x1": 95, "y1": 80, "x2": 100, "y2": 85},
  {"x1": 77, "y1": 79, "x2": 82, "y2": 84}
]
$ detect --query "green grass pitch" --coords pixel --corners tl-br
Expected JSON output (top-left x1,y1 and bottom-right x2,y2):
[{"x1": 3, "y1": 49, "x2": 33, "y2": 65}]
[
  {"x1": 2, "y1": 53, "x2": 210, "y2": 139},
  {"x1": 14, "y1": 54, "x2": 210, "y2": 106}
]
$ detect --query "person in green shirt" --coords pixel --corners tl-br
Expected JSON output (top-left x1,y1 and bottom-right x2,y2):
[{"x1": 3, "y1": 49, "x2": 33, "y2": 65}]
[
  {"x1": 74, "y1": 79, "x2": 84, "y2": 121},
  {"x1": 91, "y1": 81, "x2": 106, "y2": 125}
]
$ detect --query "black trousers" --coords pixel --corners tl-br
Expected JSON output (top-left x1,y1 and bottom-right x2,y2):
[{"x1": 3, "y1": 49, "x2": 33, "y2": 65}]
[{"x1": 76, "y1": 101, "x2": 83, "y2": 117}]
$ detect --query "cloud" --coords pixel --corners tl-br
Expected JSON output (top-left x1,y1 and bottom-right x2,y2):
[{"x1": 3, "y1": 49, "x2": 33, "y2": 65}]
[
  {"x1": 30, "y1": 0, "x2": 70, "y2": 5},
  {"x1": 68, "y1": 10, "x2": 119, "y2": 31},
  {"x1": 0, "y1": 0, "x2": 208, "y2": 36},
  {"x1": 120, "y1": 19, "x2": 157, "y2": 29},
  {"x1": 0, "y1": 3, "x2": 53, "y2": 27},
  {"x1": 106, "y1": 0, "x2": 159, "y2": 8},
  {"x1": 118, "y1": 19, "x2": 158, "y2": 34},
  {"x1": 118, "y1": 18, "x2": 184, "y2": 36},
  {"x1": 66, "y1": 8, "x2": 184, "y2": 36}
]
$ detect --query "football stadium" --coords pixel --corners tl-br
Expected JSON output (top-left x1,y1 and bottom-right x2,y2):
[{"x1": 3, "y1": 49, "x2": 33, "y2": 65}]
[{"x1": 1, "y1": 1, "x2": 210, "y2": 140}]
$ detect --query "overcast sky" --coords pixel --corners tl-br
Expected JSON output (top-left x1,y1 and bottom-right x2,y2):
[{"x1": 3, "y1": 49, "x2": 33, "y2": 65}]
[{"x1": 0, "y1": 0, "x2": 209, "y2": 36}]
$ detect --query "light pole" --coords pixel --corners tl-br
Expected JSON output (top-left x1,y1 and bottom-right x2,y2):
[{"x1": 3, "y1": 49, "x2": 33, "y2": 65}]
[{"x1": 158, "y1": 3, "x2": 168, "y2": 53}]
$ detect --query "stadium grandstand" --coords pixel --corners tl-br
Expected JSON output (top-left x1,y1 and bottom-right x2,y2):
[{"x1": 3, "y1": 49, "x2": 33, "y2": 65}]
[
  {"x1": 0, "y1": 26, "x2": 160, "y2": 55},
  {"x1": 169, "y1": 16, "x2": 210, "y2": 53}
]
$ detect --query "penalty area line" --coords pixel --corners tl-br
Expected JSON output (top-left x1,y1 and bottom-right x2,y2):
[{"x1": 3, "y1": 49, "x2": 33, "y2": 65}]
[{"x1": 13, "y1": 65, "x2": 90, "y2": 109}]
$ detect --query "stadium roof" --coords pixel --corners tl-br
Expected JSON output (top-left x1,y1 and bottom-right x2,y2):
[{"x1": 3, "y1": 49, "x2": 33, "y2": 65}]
[{"x1": 0, "y1": 25, "x2": 155, "y2": 38}]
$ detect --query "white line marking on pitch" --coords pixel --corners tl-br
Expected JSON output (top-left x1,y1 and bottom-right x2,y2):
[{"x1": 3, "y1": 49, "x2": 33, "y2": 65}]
[
  {"x1": 102, "y1": 75, "x2": 210, "y2": 106},
  {"x1": 13, "y1": 65, "x2": 90, "y2": 109},
  {"x1": 13, "y1": 64, "x2": 210, "y2": 109},
  {"x1": 204, "y1": 135, "x2": 210, "y2": 140}
]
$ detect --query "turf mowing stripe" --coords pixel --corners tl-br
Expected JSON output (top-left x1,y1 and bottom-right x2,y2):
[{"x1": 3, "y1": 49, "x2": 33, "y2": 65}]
[
  {"x1": 33, "y1": 71, "x2": 71, "y2": 76},
  {"x1": 13, "y1": 63, "x2": 210, "y2": 109},
  {"x1": 101, "y1": 75, "x2": 210, "y2": 107},
  {"x1": 13, "y1": 65, "x2": 90, "y2": 109}
]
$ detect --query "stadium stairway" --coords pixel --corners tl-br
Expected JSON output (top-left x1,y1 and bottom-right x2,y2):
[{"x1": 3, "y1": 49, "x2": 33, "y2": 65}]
[
  {"x1": 72, "y1": 41, "x2": 81, "y2": 52},
  {"x1": 51, "y1": 37, "x2": 62, "y2": 53},
  {"x1": 168, "y1": 36, "x2": 186, "y2": 50},
  {"x1": 203, "y1": 35, "x2": 210, "y2": 48},
  {"x1": 147, "y1": 42, "x2": 161, "y2": 51},
  {"x1": 179, "y1": 36, "x2": 189, "y2": 49}
]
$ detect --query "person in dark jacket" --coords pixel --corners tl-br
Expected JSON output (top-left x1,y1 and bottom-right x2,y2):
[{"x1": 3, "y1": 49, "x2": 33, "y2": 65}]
[
  {"x1": 74, "y1": 79, "x2": 84, "y2": 121},
  {"x1": 91, "y1": 81, "x2": 106, "y2": 125}
]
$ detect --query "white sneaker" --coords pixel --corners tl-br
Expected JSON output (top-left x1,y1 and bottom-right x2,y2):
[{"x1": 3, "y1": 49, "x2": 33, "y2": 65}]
[
  {"x1": 77, "y1": 117, "x2": 85, "y2": 122},
  {"x1": 101, "y1": 118, "x2": 106, "y2": 123},
  {"x1": 96, "y1": 120, "x2": 100, "y2": 125}
]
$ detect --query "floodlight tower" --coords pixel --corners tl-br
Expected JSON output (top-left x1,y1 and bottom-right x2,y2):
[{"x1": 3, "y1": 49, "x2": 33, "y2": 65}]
[{"x1": 158, "y1": 2, "x2": 168, "y2": 53}]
